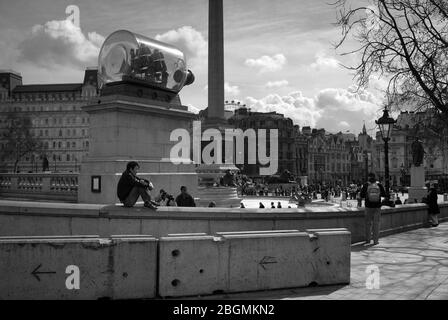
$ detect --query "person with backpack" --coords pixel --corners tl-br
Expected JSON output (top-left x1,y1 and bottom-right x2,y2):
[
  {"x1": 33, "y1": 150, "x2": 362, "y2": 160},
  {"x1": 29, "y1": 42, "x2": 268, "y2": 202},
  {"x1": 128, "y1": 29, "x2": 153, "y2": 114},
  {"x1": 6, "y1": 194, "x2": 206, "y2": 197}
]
[{"x1": 360, "y1": 173, "x2": 386, "y2": 245}]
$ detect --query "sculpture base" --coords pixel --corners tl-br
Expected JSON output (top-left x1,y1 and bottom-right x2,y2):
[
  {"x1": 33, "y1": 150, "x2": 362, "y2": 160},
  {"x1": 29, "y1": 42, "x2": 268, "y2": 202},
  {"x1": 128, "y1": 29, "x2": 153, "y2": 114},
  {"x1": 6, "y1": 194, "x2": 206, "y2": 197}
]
[
  {"x1": 196, "y1": 186, "x2": 242, "y2": 208},
  {"x1": 408, "y1": 187, "x2": 427, "y2": 203},
  {"x1": 78, "y1": 92, "x2": 198, "y2": 204},
  {"x1": 408, "y1": 165, "x2": 427, "y2": 203}
]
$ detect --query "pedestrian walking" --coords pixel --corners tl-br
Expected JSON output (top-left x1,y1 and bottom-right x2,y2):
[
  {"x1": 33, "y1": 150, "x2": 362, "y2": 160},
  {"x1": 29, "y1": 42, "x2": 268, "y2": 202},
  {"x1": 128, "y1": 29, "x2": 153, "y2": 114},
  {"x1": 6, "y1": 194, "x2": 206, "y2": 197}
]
[
  {"x1": 360, "y1": 173, "x2": 386, "y2": 245},
  {"x1": 424, "y1": 182, "x2": 440, "y2": 227}
]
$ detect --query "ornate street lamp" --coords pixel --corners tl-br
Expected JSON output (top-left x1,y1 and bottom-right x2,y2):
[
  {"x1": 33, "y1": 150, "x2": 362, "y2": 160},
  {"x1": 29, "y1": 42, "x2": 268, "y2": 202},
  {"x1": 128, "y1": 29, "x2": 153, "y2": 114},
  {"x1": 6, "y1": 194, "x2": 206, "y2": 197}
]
[{"x1": 375, "y1": 107, "x2": 396, "y2": 206}]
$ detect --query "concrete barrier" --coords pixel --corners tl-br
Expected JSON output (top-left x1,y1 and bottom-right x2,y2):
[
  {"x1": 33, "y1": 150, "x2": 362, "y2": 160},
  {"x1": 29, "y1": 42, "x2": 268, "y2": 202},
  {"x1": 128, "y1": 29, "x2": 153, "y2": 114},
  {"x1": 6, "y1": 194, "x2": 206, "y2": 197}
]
[
  {"x1": 0, "y1": 236, "x2": 157, "y2": 300},
  {"x1": 158, "y1": 229, "x2": 351, "y2": 297}
]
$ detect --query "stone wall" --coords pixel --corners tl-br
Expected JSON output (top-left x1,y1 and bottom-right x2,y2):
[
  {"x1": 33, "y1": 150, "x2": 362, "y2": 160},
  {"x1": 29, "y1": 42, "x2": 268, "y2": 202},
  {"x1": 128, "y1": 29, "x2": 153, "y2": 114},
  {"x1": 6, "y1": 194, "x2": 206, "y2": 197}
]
[{"x1": 0, "y1": 200, "x2": 447, "y2": 243}]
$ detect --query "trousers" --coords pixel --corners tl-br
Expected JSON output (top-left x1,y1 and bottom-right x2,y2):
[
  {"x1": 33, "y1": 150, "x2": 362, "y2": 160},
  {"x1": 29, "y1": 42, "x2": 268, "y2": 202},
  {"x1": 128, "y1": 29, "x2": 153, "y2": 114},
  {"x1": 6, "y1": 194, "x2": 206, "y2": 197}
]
[
  {"x1": 365, "y1": 207, "x2": 381, "y2": 243},
  {"x1": 123, "y1": 186, "x2": 152, "y2": 207}
]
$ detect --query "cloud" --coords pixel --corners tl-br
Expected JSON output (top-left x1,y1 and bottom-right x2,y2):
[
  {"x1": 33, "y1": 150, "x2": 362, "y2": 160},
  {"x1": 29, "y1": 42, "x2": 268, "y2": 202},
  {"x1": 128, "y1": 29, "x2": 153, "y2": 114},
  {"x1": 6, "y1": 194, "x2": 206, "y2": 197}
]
[
  {"x1": 245, "y1": 87, "x2": 383, "y2": 133},
  {"x1": 310, "y1": 52, "x2": 340, "y2": 71},
  {"x1": 265, "y1": 80, "x2": 289, "y2": 88},
  {"x1": 245, "y1": 53, "x2": 286, "y2": 73},
  {"x1": 316, "y1": 87, "x2": 380, "y2": 115},
  {"x1": 17, "y1": 19, "x2": 104, "y2": 69},
  {"x1": 186, "y1": 104, "x2": 201, "y2": 114},
  {"x1": 245, "y1": 91, "x2": 321, "y2": 128},
  {"x1": 155, "y1": 26, "x2": 207, "y2": 71},
  {"x1": 225, "y1": 82, "x2": 240, "y2": 96}
]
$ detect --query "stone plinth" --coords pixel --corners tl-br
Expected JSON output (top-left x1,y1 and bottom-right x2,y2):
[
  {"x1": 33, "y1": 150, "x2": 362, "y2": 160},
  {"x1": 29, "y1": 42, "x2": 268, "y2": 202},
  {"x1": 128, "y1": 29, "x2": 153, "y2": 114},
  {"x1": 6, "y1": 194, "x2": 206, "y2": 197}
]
[
  {"x1": 78, "y1": 85, "x2": 198, "y2": 204},
  {"x1": 408, "y1": 165, "x2": 427, "y2": 203}
]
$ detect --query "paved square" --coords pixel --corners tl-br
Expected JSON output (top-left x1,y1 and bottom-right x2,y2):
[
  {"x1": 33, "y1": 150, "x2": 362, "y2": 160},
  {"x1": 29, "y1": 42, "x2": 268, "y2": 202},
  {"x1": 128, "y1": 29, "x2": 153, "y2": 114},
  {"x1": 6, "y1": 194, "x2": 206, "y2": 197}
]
[{"x1": 196, "y1": 222, "x2": 448, "y2": 300}]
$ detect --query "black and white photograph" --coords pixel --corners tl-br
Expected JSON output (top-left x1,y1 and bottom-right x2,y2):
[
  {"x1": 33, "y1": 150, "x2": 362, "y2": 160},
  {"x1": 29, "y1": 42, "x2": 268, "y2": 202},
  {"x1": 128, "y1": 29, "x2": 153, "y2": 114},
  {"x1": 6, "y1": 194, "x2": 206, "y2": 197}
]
[{"x1": 0, "y1": 0, "x2": 447, "y2": 308}]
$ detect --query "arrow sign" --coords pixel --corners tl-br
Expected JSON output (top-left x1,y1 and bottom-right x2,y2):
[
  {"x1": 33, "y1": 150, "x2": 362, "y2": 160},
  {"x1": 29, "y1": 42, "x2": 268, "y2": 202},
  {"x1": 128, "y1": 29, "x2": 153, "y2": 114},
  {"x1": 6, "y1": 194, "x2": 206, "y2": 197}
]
[
  {"x1": 258, "y1": 256, "x2": 277, "y2": 270},
  {"x1": 31, "y1": 264, "x2": 56, "y2": 281}
]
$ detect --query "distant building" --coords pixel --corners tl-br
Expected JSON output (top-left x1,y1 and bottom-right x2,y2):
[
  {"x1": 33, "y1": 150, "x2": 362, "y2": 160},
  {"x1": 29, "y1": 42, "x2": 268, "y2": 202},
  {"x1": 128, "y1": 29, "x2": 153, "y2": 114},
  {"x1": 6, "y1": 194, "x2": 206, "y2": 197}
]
[
  {"x1": 229, "y1": 107, "x2": 298, "y2": 180},
  {"x1": 0, "y1": 68, "x2": 98, "y2": 173},
  {"x1": 373, "y1": 111, "x2": 448, "y2": 189}
]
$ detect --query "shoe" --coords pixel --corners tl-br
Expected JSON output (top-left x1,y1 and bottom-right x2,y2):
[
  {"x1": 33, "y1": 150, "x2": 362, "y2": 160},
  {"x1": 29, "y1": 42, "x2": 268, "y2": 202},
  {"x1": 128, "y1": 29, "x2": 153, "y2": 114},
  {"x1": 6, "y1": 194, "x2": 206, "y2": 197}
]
[
  {"x1": 150, "y1": 200, "x2": 160, "y2": 207},
  {"x1": 373, "y1": 241, "x2": 379, "y2": 245},
  {"x1": 144, "y1": 201, "x2": 157, "y2": 209}
]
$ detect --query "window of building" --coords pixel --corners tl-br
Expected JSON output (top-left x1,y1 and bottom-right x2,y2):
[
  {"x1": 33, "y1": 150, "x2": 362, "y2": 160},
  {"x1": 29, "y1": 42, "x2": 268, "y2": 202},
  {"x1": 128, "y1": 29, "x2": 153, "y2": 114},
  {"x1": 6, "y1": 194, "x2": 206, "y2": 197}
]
[
  {"x1": 72, "y1": 141, "x2": 76, "y2": 148},
  {"x1": 66, "y1": 154, "x2": 70, "y2": 161},
  {"x1": 53, "y1": 141, "x2": 56, "y2": 148},
  {"x1": 58, "y1": 141, "x2": 62, "y2": 148},
  {"x1": 59, "y1": 130, "x2": 62, "y2": 137}
]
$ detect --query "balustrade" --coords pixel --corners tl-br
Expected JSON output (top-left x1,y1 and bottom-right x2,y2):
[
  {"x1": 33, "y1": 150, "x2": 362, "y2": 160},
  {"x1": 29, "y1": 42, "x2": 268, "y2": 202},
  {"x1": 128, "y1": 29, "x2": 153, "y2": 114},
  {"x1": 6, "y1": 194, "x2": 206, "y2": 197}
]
[{"x1": 0, "y1": 173, "x2": 78, "y2": 202}]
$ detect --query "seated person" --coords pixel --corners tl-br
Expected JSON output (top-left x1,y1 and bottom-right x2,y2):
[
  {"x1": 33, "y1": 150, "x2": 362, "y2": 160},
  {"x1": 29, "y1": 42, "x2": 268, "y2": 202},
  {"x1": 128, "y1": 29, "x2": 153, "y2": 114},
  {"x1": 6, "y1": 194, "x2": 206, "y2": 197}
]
[
  {"x1": 208, "y1": 201, "x2": 217, "y2": 207},
  {"x1": 395, "y1": 197, "x2": 403, "y2": 205},
  {"x1": 154, "y1": 189, "x2": 177, "y2": 206},
  {"x1": 154, "y1": 189, "x2": 167, "y2": 204},
  {"x1": 117, "y1": 161, "x2": 156, "y2": 209},
  {"x1": 175, "y1": 186, "x2": 196, "y2": 207}
]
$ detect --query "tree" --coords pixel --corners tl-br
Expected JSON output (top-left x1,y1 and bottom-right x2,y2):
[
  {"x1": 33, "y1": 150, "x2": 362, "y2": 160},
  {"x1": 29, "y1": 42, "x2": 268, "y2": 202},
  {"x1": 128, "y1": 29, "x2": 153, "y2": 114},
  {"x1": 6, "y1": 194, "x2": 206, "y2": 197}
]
[
  {"x1": 0, "y1": 113, "x2": 43, "y2": 173},
  {"x1": 333, "y1": 0, "x2": 448, "y2": 118}
]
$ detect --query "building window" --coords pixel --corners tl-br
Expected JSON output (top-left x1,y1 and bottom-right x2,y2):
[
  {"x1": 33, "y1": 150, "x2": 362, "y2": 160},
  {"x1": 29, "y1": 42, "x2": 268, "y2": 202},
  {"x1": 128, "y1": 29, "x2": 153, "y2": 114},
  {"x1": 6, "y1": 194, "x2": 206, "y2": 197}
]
[
  {"x1": 72, "y1": 141, "x2": 76, "y2": 148},
  {"x1": 67, "y1": 154, "x2": 70, "y2": 161}
]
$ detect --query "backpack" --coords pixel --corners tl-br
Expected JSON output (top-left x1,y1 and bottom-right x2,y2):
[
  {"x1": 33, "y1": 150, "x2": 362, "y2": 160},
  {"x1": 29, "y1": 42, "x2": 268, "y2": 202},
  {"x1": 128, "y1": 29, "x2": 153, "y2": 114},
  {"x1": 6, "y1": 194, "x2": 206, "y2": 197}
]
[{"x1": 366, "y1": 182, "x2": 381, "y2": 203}]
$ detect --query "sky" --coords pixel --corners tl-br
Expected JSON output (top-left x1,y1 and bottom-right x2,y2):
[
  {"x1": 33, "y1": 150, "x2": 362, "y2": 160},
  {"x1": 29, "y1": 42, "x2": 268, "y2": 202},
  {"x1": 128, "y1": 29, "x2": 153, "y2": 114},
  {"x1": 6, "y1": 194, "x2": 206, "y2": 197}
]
[{"x1": 0, "y1": 0, "x2": 389, "y2": 135}]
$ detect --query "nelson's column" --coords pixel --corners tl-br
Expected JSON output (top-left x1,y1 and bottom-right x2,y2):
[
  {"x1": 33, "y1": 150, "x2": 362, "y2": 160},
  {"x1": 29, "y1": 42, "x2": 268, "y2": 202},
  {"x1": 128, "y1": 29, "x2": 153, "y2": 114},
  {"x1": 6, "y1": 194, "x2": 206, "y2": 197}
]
[{"x1": 195, "y1": 0, "x2": 241, "y2": 207}]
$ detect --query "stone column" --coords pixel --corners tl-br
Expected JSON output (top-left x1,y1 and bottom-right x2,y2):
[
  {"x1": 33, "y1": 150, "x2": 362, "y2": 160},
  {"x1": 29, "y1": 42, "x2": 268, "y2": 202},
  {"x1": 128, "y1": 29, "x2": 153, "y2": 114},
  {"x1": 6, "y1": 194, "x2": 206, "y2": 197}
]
[{"x1": 208, "y1": 0, "x2": 225, "y2": 122}]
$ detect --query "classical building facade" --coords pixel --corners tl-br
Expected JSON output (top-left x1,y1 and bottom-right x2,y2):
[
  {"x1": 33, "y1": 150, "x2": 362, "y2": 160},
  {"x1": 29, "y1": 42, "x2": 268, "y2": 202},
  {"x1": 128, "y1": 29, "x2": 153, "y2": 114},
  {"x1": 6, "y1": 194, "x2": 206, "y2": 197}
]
[
  {"x1": 303, "y1": 125, "x2": 375, "y2": 186},
  {"x1": 228, "y1": 107, "x2": 301, "y2": 180},
  {"x1": 0, "y1": 68, "x2": 98, "y2": 173}
]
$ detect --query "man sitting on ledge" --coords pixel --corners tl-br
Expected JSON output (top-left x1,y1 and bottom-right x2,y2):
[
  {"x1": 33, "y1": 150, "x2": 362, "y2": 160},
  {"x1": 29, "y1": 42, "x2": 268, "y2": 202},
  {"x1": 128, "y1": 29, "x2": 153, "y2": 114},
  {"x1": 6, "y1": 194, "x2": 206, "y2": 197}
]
[
  {"x1": 175, "y1": 186, "x2": 196, "y2": 207},
  {"x1": 117, "y1": 161, "x2": 157, "y2": 209}
]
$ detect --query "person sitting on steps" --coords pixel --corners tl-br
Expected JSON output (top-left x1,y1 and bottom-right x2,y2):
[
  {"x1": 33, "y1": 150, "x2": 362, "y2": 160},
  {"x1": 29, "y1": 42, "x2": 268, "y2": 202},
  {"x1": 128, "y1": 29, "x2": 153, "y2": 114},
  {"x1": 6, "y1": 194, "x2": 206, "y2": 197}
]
[{"x1": 117, "y1": 161, "x2": 157, "y2": 209}]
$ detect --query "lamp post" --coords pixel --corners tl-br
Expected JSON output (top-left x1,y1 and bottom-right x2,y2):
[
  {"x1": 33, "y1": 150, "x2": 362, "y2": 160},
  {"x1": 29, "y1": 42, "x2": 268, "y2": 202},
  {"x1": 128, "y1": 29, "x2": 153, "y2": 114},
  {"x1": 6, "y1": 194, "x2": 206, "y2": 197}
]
[{"x1": 376, "y1": 107, "x2": 396, "y2": 206}]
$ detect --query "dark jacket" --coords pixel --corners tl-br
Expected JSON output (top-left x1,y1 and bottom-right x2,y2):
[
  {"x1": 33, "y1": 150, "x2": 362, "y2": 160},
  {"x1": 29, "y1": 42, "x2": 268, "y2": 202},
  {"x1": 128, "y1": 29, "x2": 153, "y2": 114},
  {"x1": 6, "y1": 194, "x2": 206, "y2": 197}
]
[
  {"x1": 360, "y1": 181, "x2": 386, "y2": 208},
  {"x1": 117, "y1": 170, "x2": 149, "y2": 202},
  {"x1": 175, "y1": 192, "x2": 196, "y2": 207},
  {"x1": 426, "y1": 188, "x2": 440, "y2": 214}
]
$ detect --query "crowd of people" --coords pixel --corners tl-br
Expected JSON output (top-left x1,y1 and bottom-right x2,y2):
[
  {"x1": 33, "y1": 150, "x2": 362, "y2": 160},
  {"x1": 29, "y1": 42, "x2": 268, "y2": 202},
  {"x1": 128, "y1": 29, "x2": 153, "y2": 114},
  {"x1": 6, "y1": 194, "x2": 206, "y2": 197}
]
[{"x1": 116, "y1": 162, "x2": 441, "y2": 235}]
